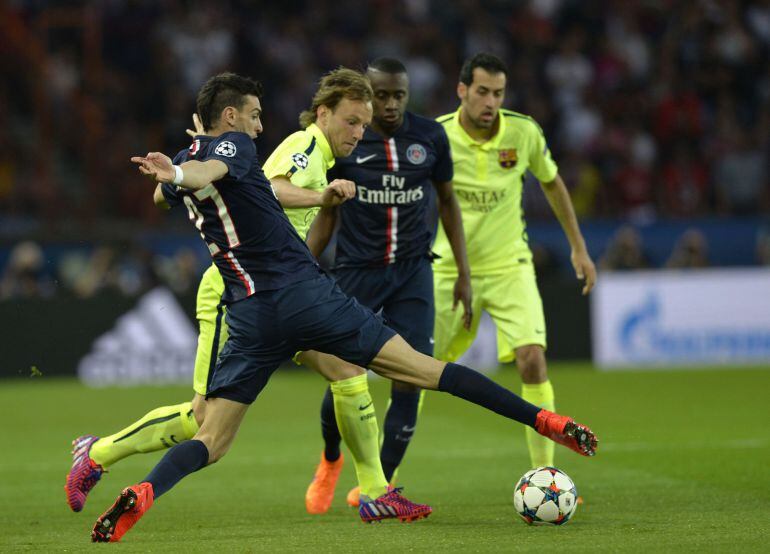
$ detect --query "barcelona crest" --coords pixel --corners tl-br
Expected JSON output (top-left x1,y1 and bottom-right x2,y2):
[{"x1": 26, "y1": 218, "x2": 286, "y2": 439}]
[{"x1": 498, "y1": 148, "x2": 517, "y2": 168}]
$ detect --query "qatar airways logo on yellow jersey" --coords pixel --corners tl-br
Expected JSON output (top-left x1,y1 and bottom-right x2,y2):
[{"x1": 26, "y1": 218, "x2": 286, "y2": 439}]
[
  {"x1": 357, "y1": 174, "x2": 424, "y2": 204},
  {"x1": 455, "y1": 188, "x2": 508, "y2": 212}
]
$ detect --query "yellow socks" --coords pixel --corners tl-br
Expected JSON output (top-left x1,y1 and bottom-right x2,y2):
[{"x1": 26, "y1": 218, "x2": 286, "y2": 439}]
[
  {"x1": 521, "y1": 381, "x2": 555, "y2": 468},
  {"x1": 330, "y1": 374, "x2": 389, "y2": 499},
  {"x1": 90, "y1": 402, "x2": 200, "y2": 468}
]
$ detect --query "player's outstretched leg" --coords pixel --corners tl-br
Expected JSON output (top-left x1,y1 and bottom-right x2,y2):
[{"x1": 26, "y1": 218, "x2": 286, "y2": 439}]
[
  {"x1": 368, "y1": 336, "x2": 598, "y2": 457},
  {"x1": 90, "y1": 397, "x2": 247, "y2": 541},
  {"x1": 436, "y1": 362, "x2": 597, "y2": 456},
  {"x1": 359, "y1": 486, "x2": 432, "y2": 523},
  {"x1": 89, "y1": 401, "x2": 201, "y2": 468},
  {"x1": 91, "y1": 483, "x2": 154, "y2": 542},
  {"x1": 91, "y1": 440, "x2": 208, "y2": 542},
  {"x1": 66, "y1": 401, "x2": 200, "y2": 512},
  {"x1": 65, "y1": 435, "x2": 104, "y2": 512}
]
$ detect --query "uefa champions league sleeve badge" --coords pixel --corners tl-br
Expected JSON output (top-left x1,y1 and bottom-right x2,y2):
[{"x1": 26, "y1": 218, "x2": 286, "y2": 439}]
[{"x1": 215, "y1": 141, "x2": 237, "y2": 157}]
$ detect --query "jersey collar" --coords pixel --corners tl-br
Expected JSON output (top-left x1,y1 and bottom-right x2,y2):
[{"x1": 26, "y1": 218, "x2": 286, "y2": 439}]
[
  {"x1": 453, "y1": 107, "x2": 506, "y2": 151},
  {"x1": 307, "y1": 123, "x2": 335, "y2": 169}
]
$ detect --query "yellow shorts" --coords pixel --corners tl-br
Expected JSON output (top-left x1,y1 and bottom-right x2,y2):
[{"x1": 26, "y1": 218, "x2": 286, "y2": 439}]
[
  {"x1": 433, "y1": 264, "x2": 546, "y2": 364},
  {"x1": 192, "y1": 265, "x2": 228, "y2": 396}
]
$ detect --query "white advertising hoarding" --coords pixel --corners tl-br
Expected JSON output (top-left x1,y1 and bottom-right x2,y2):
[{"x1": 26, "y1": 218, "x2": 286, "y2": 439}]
[{"x1": 592, "y1": 268, "x2": 770, "y2": 369}]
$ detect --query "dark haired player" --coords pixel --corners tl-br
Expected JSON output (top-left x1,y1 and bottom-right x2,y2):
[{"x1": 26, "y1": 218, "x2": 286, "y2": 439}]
[
  {"x1": 90, "y1": 71, "x2": 597, "y2": 543},
  {"x1": 72, "y1": 69, "x2": 432, "y2": 526},
  {"x1": 434, "y1": 53, "x2": 597, "y2": 471},
  {"x1": 304, "y1": 57, "x2": 472, "y2": 511}
]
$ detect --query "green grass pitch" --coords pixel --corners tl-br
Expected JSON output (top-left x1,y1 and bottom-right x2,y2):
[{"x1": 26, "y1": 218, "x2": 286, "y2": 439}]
[{"x1": 2, "y1": 363, "x2": 769, "y2": 552}]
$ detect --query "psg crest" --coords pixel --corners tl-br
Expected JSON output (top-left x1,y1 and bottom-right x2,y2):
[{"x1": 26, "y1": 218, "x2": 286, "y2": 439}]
[
  {"x1": 406, "y1": 143, "x2": 427, "y2": 165},
  {"x1": 498, "y1": 148, "x2": 517, "y2": 168}
]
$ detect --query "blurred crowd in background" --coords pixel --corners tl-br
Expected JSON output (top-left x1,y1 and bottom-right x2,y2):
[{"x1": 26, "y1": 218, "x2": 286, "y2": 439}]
[{"x1": 1, "y1": 0, "x2": 769, "y2": 299}]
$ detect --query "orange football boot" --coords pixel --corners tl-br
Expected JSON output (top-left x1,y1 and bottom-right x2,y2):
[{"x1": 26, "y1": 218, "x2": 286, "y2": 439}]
[
  {"x1": 534, "y1": 410, "x2": 598, "y2": 457},
  {"x1": 346, "y1": 486, "x2": 361, "y2": 507},
  {"x1": 91, "y1": 482, "x2": 154, "y2": 542},
  {"x1": 305, "y1": 453, "x2": 344, "y2": 514}
]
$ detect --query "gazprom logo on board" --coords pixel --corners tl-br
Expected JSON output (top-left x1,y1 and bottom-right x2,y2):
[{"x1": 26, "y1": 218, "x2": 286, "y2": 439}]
[{"x1": 619, "y1": 293, "x2": 770, "y2": 362}]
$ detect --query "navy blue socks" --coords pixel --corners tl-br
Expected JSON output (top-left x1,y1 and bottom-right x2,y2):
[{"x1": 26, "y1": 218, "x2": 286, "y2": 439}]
[
  {"x1": 143, "y1": 439, "x2": 209, "y2": 499},
  {"x1": 320, "y1": 386, "x2": 342, "y2": 462},
  {"x1": 380, "y1": 388, "x2": 421, "y2": 482},
  {"x1": 438, "y1": 362, "x2": 540, "y2": 427}
]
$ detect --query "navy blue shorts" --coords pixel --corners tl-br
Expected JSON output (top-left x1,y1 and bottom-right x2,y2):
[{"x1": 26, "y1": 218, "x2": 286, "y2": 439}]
[
  {"x1": 206, "y1": 272, "x2": 396, "y2": 404},
  {"x1": 334, "y1": 256, "x2": 434, "y2": 357}
]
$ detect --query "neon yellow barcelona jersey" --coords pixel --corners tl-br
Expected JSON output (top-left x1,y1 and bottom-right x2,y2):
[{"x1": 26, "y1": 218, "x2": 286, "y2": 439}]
[
  {"x1": 262, "y1": 122, "x2": 335, "y2": 240},
  {"x1": 432, "y1": 108, "x2": 558, "y2": 275}
]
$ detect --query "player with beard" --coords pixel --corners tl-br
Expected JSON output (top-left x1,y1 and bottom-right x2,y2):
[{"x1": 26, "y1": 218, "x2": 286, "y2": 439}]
[{"x1": 433, "y1": 53, "x2": 597, "y2": 472}]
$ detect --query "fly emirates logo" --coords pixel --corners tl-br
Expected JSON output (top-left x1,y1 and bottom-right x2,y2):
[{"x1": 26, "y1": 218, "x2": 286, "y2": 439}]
[{"x1": 357, "y1": 175, "x2": 424, "y2": 205}]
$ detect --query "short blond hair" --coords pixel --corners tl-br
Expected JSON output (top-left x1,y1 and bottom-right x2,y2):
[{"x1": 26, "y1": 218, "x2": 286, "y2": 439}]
[{"x1": 299, "y1": 67, "x2": 373, "y2": 129}]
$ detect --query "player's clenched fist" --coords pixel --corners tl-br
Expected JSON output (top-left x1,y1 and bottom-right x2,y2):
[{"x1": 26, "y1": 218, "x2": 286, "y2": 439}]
[
  {"x1": 131, "y1": 152, "x2": 174, "y2": 183},
  {"x1": 321, "y1": 179, "x2": 356, "y2": 207}
]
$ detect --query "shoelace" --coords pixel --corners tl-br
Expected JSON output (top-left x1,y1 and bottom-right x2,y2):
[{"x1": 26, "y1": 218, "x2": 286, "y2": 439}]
[{"x1": 381, "y1": 488, "x2": 414, "y2": 510}]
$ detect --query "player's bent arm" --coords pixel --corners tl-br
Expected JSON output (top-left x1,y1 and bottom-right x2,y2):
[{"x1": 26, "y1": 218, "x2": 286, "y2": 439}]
[
  {"x1": 434, "y1": 180, "x2": 471, "y2": 279},
  {"x1": 270, "y1": 175, "x2": 323, "y2": 208},
  {"x1": 305, "y1": 206, "x2": 338, "y2": 258},
  {"x1": 153, "y1": 184, "x2": 170, "y2": 209},
  {"x1": 540, "y1": 173, "x2": 588, "y2": 255},
  {"x1": 176, "y1": 159, "x2": 229, "y2": 190}
]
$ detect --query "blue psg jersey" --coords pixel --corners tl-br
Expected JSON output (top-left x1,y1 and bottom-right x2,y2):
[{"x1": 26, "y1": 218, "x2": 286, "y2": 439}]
[
  {"x1": 162, "y1": 132, "x2": 320, "y2": 301},
  {"x1": 330, "y1": 111, "x2": 453, "y2": 267}
]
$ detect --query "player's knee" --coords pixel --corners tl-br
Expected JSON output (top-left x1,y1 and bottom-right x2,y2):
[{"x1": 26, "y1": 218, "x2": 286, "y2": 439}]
[
  {"x1": 326, "y1": 362, "x2": 365, "y2": 381},
  {"x1": 306, "y1": 351, "x2": 365, "y2": 381},
  {"x1": 516, "y1": 345, "x2": 547, "y2": 383}
]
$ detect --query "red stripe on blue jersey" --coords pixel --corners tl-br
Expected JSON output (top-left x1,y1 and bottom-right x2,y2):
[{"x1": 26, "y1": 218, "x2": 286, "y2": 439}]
[
  {"x1": 224, "y1": 252, "x2": 255, "y2": 296},
  {"x1": 330, "y1": 112, "x2": 453, "y2": 267},
  {"x1": 383, "y1": 139, "x2": 400, "y2": 264},
  {"x1": 165, "y1": 132, "x2": 321, "y2": 302}
]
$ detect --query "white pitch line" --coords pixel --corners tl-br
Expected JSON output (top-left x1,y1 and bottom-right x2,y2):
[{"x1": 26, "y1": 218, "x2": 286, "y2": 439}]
[{"x1": 599, "y1": 438, "x2": 770, "y2": 452}]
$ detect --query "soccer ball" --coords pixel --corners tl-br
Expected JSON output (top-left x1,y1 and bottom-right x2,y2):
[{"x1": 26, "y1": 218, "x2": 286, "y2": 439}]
[{"x1": 513, "y1": 466, "x2": 578, "y2": 525}]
